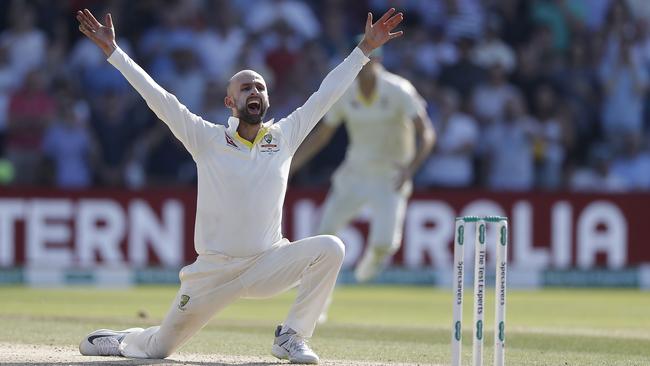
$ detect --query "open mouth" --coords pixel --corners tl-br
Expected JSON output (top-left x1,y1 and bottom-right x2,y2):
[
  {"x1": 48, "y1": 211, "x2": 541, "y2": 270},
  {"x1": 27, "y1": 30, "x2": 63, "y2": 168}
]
[{"x1": 246, "y1": 98, "x2": 262, "y2": 115}]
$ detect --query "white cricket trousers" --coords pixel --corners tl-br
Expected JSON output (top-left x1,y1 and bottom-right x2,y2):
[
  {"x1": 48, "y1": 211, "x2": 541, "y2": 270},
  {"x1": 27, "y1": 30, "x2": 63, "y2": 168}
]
[
  {"x1": 119, "y1": 235, "x2": 345, "y2": 358},
  {"x1": 318, "y1": 170, "x2": 410, "y2": 252}
]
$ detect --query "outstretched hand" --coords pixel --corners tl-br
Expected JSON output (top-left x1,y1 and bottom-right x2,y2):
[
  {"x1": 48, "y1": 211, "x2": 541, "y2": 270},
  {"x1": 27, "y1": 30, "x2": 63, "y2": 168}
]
[
  {"x1": 76, "y1": 9, "x2": 117, "y2": 57},
  {"x1": 358, "y1": 8, "x2": 404, "y2": 56}
]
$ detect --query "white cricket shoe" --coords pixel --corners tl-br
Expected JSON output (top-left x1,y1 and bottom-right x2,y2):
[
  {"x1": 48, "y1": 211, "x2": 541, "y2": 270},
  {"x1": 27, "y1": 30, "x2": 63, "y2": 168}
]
[
  {"x1": 354, "y1": 247, "x2": 391, "y2": 283},
  {"x1": 79, "y1": 328, "x2": 142, "y2": 356},
  {"x1": 271, "y1": 325, "x2": 319, "y2": 364}
]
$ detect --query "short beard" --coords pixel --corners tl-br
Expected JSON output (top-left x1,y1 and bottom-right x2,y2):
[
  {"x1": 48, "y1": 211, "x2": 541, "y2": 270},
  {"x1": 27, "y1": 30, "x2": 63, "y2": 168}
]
[{"x1": 238, "y1": 105, "x2": 267, "y2": 125}]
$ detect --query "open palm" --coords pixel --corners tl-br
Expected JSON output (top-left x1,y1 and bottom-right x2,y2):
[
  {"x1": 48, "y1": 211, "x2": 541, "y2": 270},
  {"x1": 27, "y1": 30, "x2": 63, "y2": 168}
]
[
  {"x1": 76, "y1": 9, "x2": 117, "y2": 57},
  {"x1": 358, "y1": 8, "x2": 404, "y2": 55}
]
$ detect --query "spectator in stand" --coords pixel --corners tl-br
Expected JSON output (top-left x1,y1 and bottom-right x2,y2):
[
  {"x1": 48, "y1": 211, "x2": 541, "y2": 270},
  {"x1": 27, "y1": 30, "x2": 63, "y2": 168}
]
[
  {"x1": 570, "y1": 143, "x2": 627, "y2": 192},
  {"x1": 263, "y1": 24, "x2": 301, "y2": 94},
  {"x1": 438, "y1": 36, "x2": 485, "y2": 99},
  {"x1": 90, "y1": 90, "x2": 140, "y2": 187},
  {"x1": 511, "y1": 42, "x2": 552, "y2": 119},
  {"x1": 0, "y1": 4, "x2": 46, "y2": 80},
  {"x1": 601, "y1": 0, "x2": 633, "y2": 57},
  {"x1": 610, "y1": 133, "x2": 650, "y2": 190},
  {"x1": 493, "y1": 0, "x2": 534, "y2": 46},
  {"x1": 138, "y1": 6, "x2": 195, "y2": 80},
  {"x1": 441, "y1": 0, "x2": 485, "y2": 41},
  {"x1": 42, "y1": 101, "x2": 96, "y2": 188},
  {"x1": 199, "y1": 80, "x2": 230, "y2": 126},
  {"x1": 0, "y1": 44, "x2": 20, "y2": 157},
  {"x1": 599, "y1": 35, "x2": 648, "y2": 139},
  {"x1": 532, "y1": 84, "x2": 574, "y2": 189},
  {"x1": 416, "y1": 88, "x2": 478, "y2": 188},
  {"x1": 193, "y1": 2, "x2": 246, "y2": 83},
  {"x1": 320, "y1": 1, "x2": 349, "y2": 59},
  {"x1": 553, "y1": 39, "x2": 599, "y2": 148},
  {"x1": 243, "y1": 0, "x2": 320, "y2": 41},
  {"x1": 371, "y1": 0, "x2": 481, "y2": 47},
  {"x1": 139, "y1": 121, "x2": 196, "y2": 187},
  {"x1": 483, "y1": 94, "x2": 538, "y2": 190},
  {"x1": 6, "y1": 70, "x2": 56, "y2": 185},
  {"x1": 633, "y1": 18, "x2": 650, "y2": 70},
  {"x1": 161, "y1": 37, "x2": 205, "y2": 112},
  {"x1": 473, "y1": 19, "x2": 516, "y2": 74},
  {"x1": 628, "y1": 0, "x2": 650, "y2": 22},
  {"x1": 471, "y1": 61, "x2": 520, "y2": 124},
  {"x1": 530, "y1": 0, "x2": 584, "y2": 52},
  {"x1": 408, "y1": 25, "x2": 457, "y2": 79},
  {"x1": 573, "y1": 0, "x2": 612, "y2": 32}
]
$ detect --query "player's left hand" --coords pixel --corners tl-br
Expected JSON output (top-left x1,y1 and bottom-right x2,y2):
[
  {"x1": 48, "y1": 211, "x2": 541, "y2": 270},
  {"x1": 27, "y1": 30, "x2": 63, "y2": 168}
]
[{"x1": 358, "y1": 8, "x2": 404, "y2": 56}]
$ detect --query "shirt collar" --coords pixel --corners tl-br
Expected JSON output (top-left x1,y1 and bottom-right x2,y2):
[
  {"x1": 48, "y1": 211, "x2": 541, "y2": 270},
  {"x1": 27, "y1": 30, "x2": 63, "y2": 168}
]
[
  {"x1": 354, "y1": 74, "x2": 383, "y2": 107},
  {"x1": 226, "y1": 116, "x2": 275, "y2": 135}
]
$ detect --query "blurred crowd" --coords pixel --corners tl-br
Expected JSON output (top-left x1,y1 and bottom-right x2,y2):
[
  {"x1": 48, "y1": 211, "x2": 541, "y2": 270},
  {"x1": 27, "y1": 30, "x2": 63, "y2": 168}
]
[{"x1": 1, "y1": 0, "x2": 650, "y2": 192}]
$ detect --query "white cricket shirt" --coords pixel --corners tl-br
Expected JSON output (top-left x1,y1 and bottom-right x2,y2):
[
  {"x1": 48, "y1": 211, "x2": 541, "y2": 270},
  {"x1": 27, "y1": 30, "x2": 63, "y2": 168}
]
[
  {"x1": 108, "y1": 47, "x2": 368, "y2": 257},
  {"x1": 324, "y1": 69, "x2": 426, "y2": 178}
]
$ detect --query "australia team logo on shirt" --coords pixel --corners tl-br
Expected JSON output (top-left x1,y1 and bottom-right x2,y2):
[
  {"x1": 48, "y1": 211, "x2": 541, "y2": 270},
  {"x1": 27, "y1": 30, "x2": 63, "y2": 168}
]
[
  {"x1": 178, "y1": 294, "x2": 190, "y2": 311},
  {"x1": 260, "y1": 133, "x2": 279, "y2": 154}
]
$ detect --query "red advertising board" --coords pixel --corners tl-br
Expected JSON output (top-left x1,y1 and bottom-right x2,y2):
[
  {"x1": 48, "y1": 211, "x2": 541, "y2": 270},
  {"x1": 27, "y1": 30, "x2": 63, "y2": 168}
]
[{"x1": 1, "y1": 188, "x2": 648, "y2": 270}]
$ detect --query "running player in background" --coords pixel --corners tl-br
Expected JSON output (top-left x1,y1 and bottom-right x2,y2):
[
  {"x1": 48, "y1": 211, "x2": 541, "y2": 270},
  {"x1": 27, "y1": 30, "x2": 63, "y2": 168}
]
[
  {"x1": 75, "y1": 7, "x2": 403, "y2": 364},
  {"x1": 291, "y1": 49, "x2": 435, "y2": 287}
]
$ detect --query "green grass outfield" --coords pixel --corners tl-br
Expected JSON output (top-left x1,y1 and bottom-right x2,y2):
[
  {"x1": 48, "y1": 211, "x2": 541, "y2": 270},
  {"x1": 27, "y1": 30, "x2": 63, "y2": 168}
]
[{"x1": 1, "y1": 285, "x2": 649, "y2": 365}]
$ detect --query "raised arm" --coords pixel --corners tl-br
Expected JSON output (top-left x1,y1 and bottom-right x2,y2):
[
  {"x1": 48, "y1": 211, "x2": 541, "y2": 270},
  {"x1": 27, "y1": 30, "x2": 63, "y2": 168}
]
[
  {"x1": 76, "y1": 9, "x2": 217, "y2": 157},
  {"x1": 278, "y1": 8, "x2": 404, "y2": 154}
]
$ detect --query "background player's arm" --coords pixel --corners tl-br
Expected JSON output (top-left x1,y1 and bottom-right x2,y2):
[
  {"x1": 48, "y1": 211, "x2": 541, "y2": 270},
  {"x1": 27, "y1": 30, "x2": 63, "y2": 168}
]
[
  {"x1": 395, "y1": 110, "x2": 436, "y2": 190},
  {"x1": 76, "y1": 9, "x2": 215, "y2": 157},
  {"x1": 278, "y1": 9, "x2": 403, "y2": 153},
  {"x1": 289, "y1": 123, "x2": 337, "y2": 177}
]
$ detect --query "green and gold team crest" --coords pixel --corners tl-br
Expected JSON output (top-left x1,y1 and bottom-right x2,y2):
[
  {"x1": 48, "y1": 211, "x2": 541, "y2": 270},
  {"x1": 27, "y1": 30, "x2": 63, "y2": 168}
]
[
  {"x1": 260, "y1": 133, "x2": 280, "y2": 153},
  {"x1": 178, "y1": 294, "x2": 190, "y2": 311}
]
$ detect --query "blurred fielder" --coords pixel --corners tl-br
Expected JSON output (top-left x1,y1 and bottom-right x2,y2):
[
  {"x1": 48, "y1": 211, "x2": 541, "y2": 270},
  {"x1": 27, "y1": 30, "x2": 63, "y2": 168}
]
[
  {"x1": 75, "y1": 7, "x2": 403, "y2": 364},
  {"x1": 291, "y1": 49, "x2": 435, "y2": 288}
]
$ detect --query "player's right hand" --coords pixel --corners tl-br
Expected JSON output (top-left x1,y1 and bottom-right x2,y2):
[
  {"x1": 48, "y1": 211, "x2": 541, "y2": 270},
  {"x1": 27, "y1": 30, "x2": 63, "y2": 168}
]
[{"x1": 76, "y1": 9, "x2": 117, "y2": 57}]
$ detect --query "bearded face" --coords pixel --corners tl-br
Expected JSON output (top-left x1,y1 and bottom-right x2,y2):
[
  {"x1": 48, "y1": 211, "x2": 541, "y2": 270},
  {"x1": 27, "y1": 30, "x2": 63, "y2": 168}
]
[
  {"x1": 236, "y1": 91, "x2": 268, "y2": 125},
  {"x1": 226, "y1": 70, "x2": 270, "y2": 125}
]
